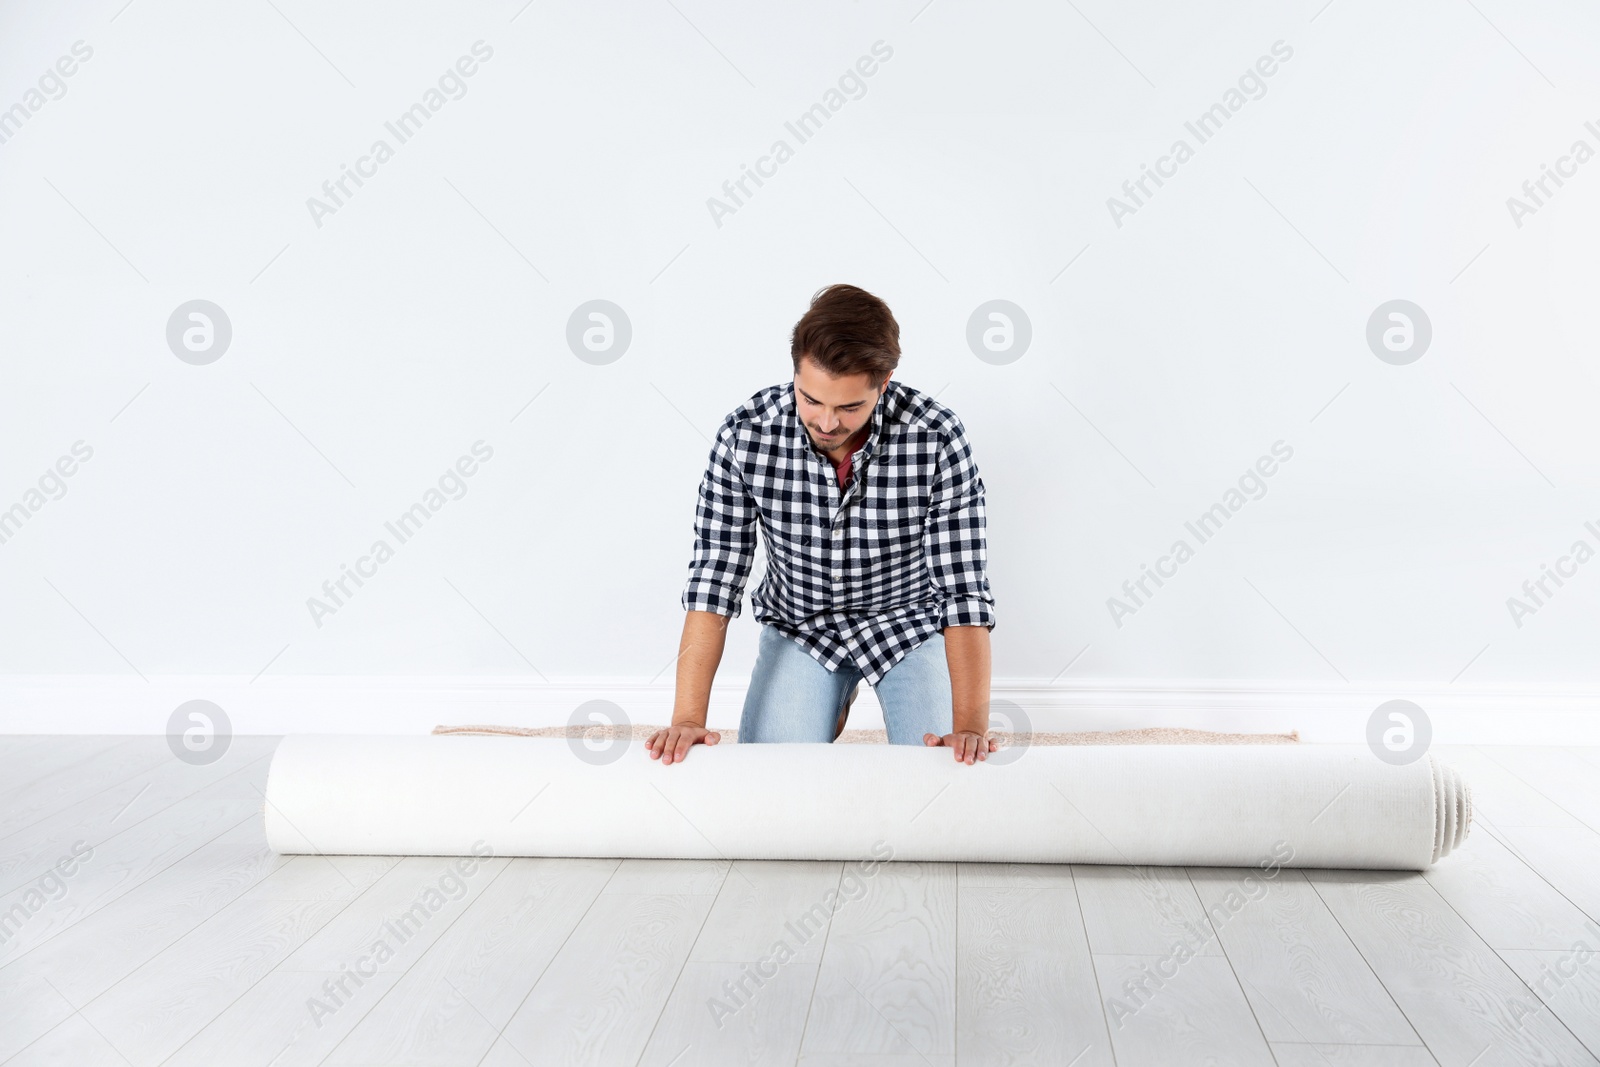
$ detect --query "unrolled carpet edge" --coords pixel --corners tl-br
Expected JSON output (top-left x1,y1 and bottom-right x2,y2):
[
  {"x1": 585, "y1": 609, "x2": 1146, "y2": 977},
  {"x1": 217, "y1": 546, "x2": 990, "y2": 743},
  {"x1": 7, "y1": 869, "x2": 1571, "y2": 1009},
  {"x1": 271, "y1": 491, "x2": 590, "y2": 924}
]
[{"x1": 428, "y1": 723, "x2": 1303, "y2": 745}]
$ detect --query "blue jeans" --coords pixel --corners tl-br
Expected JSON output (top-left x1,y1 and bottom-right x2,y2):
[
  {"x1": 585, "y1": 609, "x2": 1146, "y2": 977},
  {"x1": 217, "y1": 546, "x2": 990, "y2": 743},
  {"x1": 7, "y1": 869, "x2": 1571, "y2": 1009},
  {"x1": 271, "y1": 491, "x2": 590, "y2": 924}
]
[{"x1": 739, "y1": 624, "x2": 953, "y2": 745}]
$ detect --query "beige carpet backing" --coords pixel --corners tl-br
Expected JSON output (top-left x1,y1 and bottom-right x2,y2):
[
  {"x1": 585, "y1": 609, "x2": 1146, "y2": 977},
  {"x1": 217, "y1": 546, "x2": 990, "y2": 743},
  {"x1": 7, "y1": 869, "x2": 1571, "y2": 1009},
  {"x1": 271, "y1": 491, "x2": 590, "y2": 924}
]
[{"x1": 431, "y1": 723, "x2": 1301, "y2": 745}]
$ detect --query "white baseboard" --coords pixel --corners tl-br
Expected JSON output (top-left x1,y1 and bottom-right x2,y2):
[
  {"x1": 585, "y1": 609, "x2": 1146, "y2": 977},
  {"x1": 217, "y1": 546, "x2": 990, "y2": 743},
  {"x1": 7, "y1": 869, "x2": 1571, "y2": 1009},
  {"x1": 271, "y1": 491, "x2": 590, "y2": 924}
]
[{"x1": 0, "y1": 676, "x2": 1594, "y2": 744}]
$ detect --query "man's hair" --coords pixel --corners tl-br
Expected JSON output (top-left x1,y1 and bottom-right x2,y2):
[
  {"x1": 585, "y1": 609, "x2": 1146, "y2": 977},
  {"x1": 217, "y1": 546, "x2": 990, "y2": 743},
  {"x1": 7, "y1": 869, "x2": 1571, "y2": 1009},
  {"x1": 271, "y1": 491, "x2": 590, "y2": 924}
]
[{"x1": 790, "y1": 283, "x2": 901, "y2": 389}]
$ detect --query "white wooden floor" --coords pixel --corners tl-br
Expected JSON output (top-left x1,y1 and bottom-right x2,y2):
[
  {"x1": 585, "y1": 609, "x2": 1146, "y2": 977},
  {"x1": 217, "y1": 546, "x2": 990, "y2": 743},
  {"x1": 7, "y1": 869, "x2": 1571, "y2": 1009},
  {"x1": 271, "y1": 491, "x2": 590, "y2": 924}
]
[{"x1": 2, "y1": 738, "x2": 1598, "y2": 1067}]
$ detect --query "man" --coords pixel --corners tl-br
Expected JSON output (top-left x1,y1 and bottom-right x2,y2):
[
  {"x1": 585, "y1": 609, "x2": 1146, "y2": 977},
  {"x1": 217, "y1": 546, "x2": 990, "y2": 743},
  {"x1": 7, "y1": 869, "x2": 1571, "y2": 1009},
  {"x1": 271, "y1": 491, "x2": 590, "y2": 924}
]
[{"x1": 649, "y1": 283, "x2": 998, "y2": 766}]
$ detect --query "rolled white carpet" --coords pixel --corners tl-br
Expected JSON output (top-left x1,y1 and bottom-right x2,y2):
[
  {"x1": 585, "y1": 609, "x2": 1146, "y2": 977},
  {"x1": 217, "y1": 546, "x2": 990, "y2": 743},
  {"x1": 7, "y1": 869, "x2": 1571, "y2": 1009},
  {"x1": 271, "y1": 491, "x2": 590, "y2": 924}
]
[{"x1": 263, "y1": 735, "x2": 1471, "y2": 870}]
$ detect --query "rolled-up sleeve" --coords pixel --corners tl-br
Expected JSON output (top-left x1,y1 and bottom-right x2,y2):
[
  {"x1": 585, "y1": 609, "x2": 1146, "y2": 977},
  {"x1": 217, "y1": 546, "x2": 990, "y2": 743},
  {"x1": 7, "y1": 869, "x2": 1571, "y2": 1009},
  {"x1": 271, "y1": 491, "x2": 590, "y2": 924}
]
[
  {"x1": 681, "y1": 421, "x2": 759, "y2": 618},
  {"x1": 923, "y1": 422, "x2": 996, "y2": 630}
]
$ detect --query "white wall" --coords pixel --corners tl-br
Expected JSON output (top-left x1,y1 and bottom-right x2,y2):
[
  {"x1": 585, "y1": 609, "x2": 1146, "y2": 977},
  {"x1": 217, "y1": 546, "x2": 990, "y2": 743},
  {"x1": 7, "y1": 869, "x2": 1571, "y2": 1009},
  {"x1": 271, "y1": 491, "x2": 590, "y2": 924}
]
[{"x1": 3, "y1": 0, "x2": 1598, "y2": 740}]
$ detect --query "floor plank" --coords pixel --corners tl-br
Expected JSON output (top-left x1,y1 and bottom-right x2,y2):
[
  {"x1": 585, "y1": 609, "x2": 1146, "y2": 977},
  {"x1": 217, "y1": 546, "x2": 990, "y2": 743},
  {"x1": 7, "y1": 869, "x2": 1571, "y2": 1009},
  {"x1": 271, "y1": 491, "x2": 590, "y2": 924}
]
[
  {"x1": 0, "y1": 961, "x2": 77, "y2": 1062},
  {"x1": 1073, "y1": 863, "x2": 1222, "y2": 956},
  {"x1": 490, "y1": 889, "x2": 721, "y2": 1066},
  {"x1": 689, "y1": 859, "x2": 844, "y2": 965},
  {"x1": 76, "y1": 893, "x2": 352, "y2": 1064},
  {"x1": 0, "y1": 736, "x2": 171, "y2": 839},
  {"x1": 637, "y1": 959, "x2": 819, "y2": 1067},
  {"x1": 1095, "y1": 953, "x2": 1276, "y2": 1067},
  {"x1": 162, "y1": 969, "x2": 403, "y2": 1067},
  {"x1": 794, "y1": 1058, "x2": 954, "y2": 1067},
  {"x1": 4, "y1": 1011, "x2": 128, "y2": 1067},
  {"x1": 956, "y1": 861, "x2": 1075, "y2": 889},
  {"x1": 240, "y1": 853, "x2": 400, "y2": 901},
  {"x1": 957, "y1": 885, "x2": 1114, "y2": 1066},
  {"x1": 0, "y1": 735, "x2": 53, "y2": 760},
  {"x1": 800, "y1": 861, "x2": 957, "y2": 1058},
  {"x1": 1431, "y1": 745, "x2": 1581, "y2": 829},
  {"x1": 0, "y1": 737, "x2": 124, "y2": 796},
  {"x1": 1424, "y1": 826, "x2": 1598, "y2": 949},
  {"x1": 1479, "y1": 747, "x2": 1600, "y2": 833},
  {"x1": 2, "y1": 818, "x2": 282, "y2": 1006},
  {"x1": 0, "y1": 735, "x2": 279, "y2": 893},
  {"x1": 1269, "y1": 1043, "x2": 1438, "y2": 1066},
  {"x1": 1499, "y1": 948, "x2": 1600, "y2": 1057},
  {"x1": 276, "y1": 854, "x2": 510, "y2": 973},
  {"x1": 1492, "y1": 825, "x2": 1600, "y2": 924},
  {"x1": 603, "y1": 857, "x2": 732, "y2": 895},
  {"x1": 1306, "y1": 870, "x2": 1599, "y2": 1066},
  {"x1": 323, "y1": 857, "x2": 617, "y2": 1065},
  {"x1": 1187, "y1": 866, "x2": 1419, "y2": 1044},
  {"x1": 0, "y1": 762, "x2": 270, "y2": 963}
]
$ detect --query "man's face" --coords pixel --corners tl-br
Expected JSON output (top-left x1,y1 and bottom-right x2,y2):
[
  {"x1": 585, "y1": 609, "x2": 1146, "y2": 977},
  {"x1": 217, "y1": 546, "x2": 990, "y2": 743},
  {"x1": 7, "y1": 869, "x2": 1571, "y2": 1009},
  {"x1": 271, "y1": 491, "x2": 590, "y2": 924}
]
[{"x1": 794, "y1": 357, "x2": 887, "y2": 452}]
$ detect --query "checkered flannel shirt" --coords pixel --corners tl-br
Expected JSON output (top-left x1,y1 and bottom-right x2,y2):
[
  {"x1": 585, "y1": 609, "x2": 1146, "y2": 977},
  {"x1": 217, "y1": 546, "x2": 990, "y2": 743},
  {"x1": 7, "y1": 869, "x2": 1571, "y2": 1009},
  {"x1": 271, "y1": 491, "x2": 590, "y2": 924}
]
[{"x1": 681, "y1": 378, "x2": 996, "y2": 686}]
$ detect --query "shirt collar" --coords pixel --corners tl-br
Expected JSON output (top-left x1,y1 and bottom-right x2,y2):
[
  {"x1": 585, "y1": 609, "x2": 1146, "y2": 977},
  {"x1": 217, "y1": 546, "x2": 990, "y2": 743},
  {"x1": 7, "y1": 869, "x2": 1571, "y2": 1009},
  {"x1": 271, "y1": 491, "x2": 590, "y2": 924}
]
[{"x1": 791, "y1": 379, "x2": 889, "y2": 462}]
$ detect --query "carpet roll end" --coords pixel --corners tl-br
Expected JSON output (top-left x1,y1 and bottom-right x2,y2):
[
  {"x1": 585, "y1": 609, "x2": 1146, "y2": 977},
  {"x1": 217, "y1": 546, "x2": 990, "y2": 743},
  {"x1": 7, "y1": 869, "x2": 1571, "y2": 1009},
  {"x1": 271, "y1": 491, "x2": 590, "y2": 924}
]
[{"x1": 1432, "y1": 756, "x2": 1472, "y2": 863}]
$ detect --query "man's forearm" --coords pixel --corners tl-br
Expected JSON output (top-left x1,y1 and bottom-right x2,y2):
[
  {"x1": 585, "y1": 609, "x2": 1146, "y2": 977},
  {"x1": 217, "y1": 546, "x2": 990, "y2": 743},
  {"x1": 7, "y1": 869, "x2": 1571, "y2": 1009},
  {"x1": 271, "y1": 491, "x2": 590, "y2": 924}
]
[
  {"x1": 672, "y1": 610, "x2": 731, "y2": 726},
  {"x1": 944, "y1": 624, "x2": 992, "y2": 735}
]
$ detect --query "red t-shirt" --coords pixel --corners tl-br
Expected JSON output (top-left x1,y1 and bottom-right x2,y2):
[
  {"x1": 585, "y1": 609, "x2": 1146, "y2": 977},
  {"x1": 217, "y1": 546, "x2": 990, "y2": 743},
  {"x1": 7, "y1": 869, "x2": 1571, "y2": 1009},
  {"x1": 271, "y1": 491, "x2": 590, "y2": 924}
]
[{"x1": 829, "y1": 426, "x2": 867, "y2": 489}]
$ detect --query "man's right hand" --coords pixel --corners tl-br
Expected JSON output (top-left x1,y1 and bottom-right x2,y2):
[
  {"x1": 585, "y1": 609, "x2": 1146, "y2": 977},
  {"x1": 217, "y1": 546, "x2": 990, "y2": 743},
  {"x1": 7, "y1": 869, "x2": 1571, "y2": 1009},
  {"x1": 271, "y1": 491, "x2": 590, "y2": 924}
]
[{"x1": 646, "y1": 723, "x2": 722, "y2": 765}]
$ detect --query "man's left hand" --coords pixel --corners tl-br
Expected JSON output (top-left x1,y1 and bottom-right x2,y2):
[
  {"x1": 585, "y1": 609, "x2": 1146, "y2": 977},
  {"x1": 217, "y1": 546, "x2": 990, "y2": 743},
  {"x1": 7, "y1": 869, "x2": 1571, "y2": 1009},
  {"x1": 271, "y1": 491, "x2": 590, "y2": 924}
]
[{"x1": 923, "y1": 730, "x2": 998, "y2": 764}]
